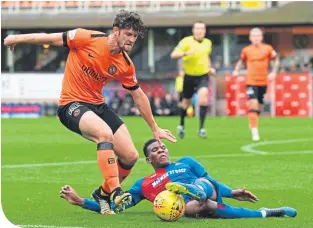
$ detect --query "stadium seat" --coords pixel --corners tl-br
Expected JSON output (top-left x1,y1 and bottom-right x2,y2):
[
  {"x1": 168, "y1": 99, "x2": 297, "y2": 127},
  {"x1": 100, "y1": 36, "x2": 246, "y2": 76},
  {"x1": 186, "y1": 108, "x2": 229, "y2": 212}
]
[
  {"x1": 88, "y1": 1, "x2": 103, "y2": 8},
  {"x1": 19, "y1": 1, "x2": 33, "y2": 9},
  {"x1": 42, "y1": 1, "x2": 57, "y2": 9},
  {"x1": 111, "y1": 1, "x2": 127, "y2": 7}
]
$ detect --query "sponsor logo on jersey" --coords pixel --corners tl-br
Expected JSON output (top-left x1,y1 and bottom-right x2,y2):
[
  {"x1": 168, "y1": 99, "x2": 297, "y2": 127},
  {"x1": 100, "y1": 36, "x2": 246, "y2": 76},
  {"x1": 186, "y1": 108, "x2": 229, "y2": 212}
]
[
  {"x1": 152, "y1": 169, "x2": 186, "y2": 188},
  {"x1": 81, "y1": 65, "x2": 108, "y2": 83}
]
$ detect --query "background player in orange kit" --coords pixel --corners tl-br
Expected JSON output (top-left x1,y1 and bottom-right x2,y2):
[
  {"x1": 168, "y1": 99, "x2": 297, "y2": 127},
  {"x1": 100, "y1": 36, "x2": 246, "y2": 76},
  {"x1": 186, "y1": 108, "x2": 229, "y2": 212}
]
[
  {"x1": 3, "y1": 10, "x2": 176, "y2": 214},
  {"x1": 233, "y1": 28, "x2": 279, "y2": 141}
]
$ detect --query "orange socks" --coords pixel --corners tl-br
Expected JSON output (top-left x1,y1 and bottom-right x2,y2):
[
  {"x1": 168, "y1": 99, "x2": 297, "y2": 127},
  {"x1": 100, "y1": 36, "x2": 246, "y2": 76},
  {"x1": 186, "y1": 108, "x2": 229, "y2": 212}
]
[
  {"x1": 97, "y1": 143, "x2": 120, "y2": 193},
  {"x1": 248, "y1": 110, "x2": 259, "y2": 129},
  {"x1": 116, "y1": 158, "x2": 133, "y2": 183},
  {"x1": 102, "y1": 158, "x2": 133, "y2": 193}
]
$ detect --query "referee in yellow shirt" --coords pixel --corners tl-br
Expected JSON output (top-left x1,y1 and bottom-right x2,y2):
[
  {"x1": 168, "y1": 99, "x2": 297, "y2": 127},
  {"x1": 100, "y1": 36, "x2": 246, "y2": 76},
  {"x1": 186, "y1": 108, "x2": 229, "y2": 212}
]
[{"x1": 171, "y1": 21, "x2": 215, "y2": 139}]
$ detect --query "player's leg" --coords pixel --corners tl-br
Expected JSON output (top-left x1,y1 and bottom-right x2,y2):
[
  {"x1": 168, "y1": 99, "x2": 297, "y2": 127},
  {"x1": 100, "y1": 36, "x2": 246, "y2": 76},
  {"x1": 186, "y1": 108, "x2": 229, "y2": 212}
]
[
  {"x1": 166, "y1": 182, "x2": 207, "y2": 201},
  {"x1": 201, "y1": 199, "x2": 296, "y2": 218},
  {"x1": 101, "y1": 124, "x2": 138, "y2": 193},
  {"x1": 246, "y1": 86, "x2": 260, "y2": 141},
  {"x1": 178, "y1": 76, "x2": 194, "y2": 139},
  {"x1": 58, "y1": 102, "x2": 119, "y2": 214},
  {"x1": 196, "y1": 75, "x2": 209, "y2": 138},
  {"x1": 92, "y1": 105, "x2": 134, "y2": 213}
]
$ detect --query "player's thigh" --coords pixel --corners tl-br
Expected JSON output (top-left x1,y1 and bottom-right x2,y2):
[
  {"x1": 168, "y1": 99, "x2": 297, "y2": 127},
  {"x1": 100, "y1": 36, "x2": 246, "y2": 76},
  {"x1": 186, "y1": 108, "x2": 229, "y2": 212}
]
[
  {"x1": 246, "y1": 86, "x2": 259, "y2": 110},
  {"x1": 196, "y1": 75, "x2": 209, "y2": 105},
  {"x1": 79, "y1": 111, "x2": 113, "y2": 143},
  {"x1": 182, "y1": 76, "x2": 196, "y2": 100},
  {"x1": 113, "y1": 124, "x2": 139, "y2": 165},
  {"x1": 257, "y1": 86, "x2": 267, "y2": 105},
  {"x1": 57, "y1": 102, "x2": 113, "y2": 143}
]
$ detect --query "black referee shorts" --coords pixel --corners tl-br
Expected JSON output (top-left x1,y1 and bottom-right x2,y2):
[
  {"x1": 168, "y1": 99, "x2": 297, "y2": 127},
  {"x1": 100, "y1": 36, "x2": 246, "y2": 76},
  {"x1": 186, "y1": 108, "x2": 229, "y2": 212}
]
[
  {"x1": 182, "y1": 73, "x2": 209, "y2": 99},
  {"x1": 57, "y1": 101, "x2": 124, "y2": 135}
]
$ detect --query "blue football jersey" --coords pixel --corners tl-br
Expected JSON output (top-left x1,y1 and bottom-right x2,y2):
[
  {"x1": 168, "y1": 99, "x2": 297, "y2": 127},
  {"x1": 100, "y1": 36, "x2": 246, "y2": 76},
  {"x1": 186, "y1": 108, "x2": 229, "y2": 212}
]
[{"x1": 126, "y1": 156, "x2": 208, "y2": 207}]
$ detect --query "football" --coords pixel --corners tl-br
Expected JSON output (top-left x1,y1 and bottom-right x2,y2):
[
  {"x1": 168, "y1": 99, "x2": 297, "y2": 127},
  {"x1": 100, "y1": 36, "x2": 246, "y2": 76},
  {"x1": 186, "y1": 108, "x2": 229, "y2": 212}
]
[{"x1": 153, "y1": 190, "x2": 185, "y2": 222}]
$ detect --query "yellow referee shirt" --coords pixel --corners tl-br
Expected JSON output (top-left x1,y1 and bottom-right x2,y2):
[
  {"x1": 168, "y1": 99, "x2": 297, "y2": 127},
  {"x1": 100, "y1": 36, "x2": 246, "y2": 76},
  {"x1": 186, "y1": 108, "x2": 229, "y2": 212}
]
[{"x1": 174, "y1": 36, "x2": 212, "y2": 76}]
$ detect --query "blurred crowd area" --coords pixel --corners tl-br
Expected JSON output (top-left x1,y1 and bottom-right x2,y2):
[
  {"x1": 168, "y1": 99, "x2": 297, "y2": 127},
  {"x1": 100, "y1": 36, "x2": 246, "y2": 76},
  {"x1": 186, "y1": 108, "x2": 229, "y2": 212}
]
[
  {"x1": 2, "y1": 27, "x2": 313, "y2": 76},
  {"x1": 107, "y1": 91, "x2": 181, "y2": 116},
  {"x1": 1, "y1": 1, "x2": 313, "y2": 117}
]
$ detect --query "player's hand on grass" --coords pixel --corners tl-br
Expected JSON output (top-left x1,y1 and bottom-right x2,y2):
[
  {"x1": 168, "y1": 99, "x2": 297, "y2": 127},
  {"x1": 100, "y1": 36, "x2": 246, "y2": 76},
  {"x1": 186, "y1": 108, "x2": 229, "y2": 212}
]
[
  {"x1": 4, "y1": 35, "x2": 17, "y2": 52},
  {"x1": 153, "y1": 128, "x2": 177, "y2": 144},
  {"x1": 268, "y1": 72, "x2": 277, "y2": 81},
  {"x1": 59, "y1": 185, "x2": 84, "y2": 206},
  {"x1": 231, "y1": 188, "x2": 258, "y2": 203}
]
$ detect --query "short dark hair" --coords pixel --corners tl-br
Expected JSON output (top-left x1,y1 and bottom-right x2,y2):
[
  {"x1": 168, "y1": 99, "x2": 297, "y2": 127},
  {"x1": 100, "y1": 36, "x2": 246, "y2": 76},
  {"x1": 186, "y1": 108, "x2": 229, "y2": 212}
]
[
  {"x1": 143, "y1": 139, "x2": 158, "y2": 157},
  {"x1": 113, "y1": 10, "x2": 145, "y2": 38}
]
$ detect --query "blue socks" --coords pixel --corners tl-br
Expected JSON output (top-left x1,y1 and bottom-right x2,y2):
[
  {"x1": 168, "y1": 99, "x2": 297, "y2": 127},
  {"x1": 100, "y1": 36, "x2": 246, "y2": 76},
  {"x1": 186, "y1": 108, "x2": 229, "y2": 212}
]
[{"x1": 215, "y1": 203, "x2": 263, "y2": 218}]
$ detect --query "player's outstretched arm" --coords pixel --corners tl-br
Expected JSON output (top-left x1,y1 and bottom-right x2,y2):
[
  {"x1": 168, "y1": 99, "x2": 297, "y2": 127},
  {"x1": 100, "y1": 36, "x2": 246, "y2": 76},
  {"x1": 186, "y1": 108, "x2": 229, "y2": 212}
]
[
  {"x1": 129, "y1": 88, "x2": 177, "y2": 143},
  {"x1": 4, "y1": 33, "x2": 64, "y2": 51}
]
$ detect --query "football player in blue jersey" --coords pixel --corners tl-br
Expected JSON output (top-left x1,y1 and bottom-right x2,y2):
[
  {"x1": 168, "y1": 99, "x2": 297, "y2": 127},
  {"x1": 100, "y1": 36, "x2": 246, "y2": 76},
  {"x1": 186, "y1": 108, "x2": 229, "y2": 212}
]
[{"x1": 60, "y1": 139, "x2": 297, "y2": 218}]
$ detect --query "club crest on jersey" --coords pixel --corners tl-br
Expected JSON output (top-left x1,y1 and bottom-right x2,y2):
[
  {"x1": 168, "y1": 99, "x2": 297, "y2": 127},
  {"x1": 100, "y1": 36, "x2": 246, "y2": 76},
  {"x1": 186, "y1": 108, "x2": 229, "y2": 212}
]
[
  {"x1": 108, "y1": 65, "x2": 117, "y2": 75},
  {"x1": 73, "y1": 109, "x2": 80, "y2": 117}
]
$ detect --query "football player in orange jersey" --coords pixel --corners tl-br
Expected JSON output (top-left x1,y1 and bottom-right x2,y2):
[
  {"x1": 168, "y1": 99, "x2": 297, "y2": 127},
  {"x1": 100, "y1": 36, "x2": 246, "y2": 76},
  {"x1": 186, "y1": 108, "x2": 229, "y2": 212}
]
[
  {"x1": 4, "y1": 10, "x2": 176, "y2": 215},
  {"x1": 233, "y1": 28, "x2": 279, "y2": 141}
]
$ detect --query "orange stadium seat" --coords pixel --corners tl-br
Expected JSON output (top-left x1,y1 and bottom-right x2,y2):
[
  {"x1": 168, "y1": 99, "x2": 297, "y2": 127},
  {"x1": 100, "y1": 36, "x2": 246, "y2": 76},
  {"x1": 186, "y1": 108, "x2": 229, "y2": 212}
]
[
  {"x1": 159, "y1": 1, "x2": 176, "y2": 6},
  {"x1": 111, "y1": 1, "x2": 127, "y2": 7},
  {"x1": 19, "y1": 1, "x2": 33, "y2": 8},
  {"x1": 88, "y1": 1, "x2": 103, "y2": 8},
  {"x1": 136, "y1": 1, "x2": 150, "y2": 6},
  {"x1": 42, "y1": 1, "x2": 57, "y2": 9},
  {"x1": 65, "y1": 1, "x2": 79, "y2": 8}
]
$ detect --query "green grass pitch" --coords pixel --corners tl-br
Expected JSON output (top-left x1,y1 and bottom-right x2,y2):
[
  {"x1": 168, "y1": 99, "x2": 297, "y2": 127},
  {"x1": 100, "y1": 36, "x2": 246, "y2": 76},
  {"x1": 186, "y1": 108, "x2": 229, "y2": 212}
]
[{"x1": 2, "y1": 117, "x2": 313, "y2": 228}]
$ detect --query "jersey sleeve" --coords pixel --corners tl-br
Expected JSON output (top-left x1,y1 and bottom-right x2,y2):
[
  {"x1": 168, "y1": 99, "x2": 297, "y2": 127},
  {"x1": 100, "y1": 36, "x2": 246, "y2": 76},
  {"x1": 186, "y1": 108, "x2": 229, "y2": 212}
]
[
  {"x1": 62, "y1": 28, "x2": 92, "y2": 49},
  {"x1": 120, "y1": 64, "x2": 139, "y2": 91},
  {"x1": 178, "y1": 156, "x2": 207, "y2": 177},
  {"x1": 240, "y1": 48, "x2": 247, "y2": 61},
  {"x1": 268, "y1": 45, "x2": 277, "y2": 59},
  {"x1": 174, "y1": 38, "x2": 188, "y2": 52},
  {"x1": 125, "y1": 178, "x2": 145, "y2": 208}
]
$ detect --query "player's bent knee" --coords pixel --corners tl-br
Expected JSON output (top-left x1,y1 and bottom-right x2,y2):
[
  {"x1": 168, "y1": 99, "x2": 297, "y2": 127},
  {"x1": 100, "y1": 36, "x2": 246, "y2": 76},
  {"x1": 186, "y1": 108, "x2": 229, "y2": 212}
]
[
  {"x1": 94, "y1": 130, "x2": 114, "y2": 143},
  {"x1": 120, "y1": 150, "x2": 139, "y2": 165}
]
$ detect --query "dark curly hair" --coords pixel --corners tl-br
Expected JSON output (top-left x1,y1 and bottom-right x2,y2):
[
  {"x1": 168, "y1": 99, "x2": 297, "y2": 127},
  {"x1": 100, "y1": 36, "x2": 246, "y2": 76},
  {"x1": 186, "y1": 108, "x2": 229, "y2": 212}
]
[
  {"x1": 113, "y1": 10, "x2": 145, "y2": 39},
  {"x1": 143, "y1": 138, "x2": 158, "y2": 157}
]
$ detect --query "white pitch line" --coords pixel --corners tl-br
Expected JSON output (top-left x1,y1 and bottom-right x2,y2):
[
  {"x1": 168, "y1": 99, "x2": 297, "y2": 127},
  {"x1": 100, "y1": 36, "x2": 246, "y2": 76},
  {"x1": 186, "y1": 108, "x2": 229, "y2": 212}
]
[
  {"x1": 2, "y1": 151, "x2": 313, "y2": 169},
  {"x1": 241, "y1": 138, "x2": 313, "y2": 155},
  {"x1": 18, "y1": 225, "x2": 85, "y2": 228}
]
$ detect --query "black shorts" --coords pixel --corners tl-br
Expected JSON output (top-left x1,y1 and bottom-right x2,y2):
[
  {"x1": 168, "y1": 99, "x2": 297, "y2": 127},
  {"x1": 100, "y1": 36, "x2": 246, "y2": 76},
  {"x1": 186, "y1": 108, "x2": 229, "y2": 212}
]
[
  {"x1": 246, "y1": 85, "x2": 267, "y2": 104},
  {"x1": 57, "y1": 101, "x2": 124, "y2": 135},
  {"x1": 183, "y1": 74, "x2": 209, "y2": 99}
]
